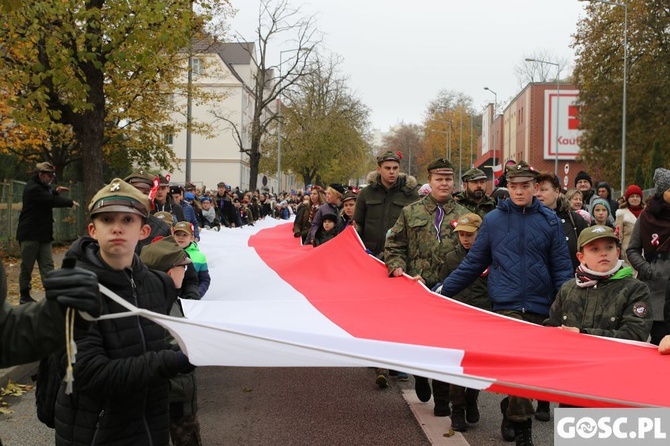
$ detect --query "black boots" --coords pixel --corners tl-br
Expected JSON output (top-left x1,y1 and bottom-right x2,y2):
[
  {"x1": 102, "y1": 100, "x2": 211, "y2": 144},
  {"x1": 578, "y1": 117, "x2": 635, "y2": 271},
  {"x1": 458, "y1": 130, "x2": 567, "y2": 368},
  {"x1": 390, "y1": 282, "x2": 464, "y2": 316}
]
[
  {"x1": 19, "y1": 289, "x2": 36, "y2": 304},
  {"x1": 514, "y1": 419, "x2": 534, "y2": 446},
  {"x1": 534, "y1": 400, "x2": 551, "y2": 422},
  {"x1": 414, "y1": 376, "x2": 431, "y2": 402},
  {"x1": 450, "y1": 406, "x2": 467, "y2": 432},
  {"x1": 500, "y1": 397, "x2": 516, "y2": 442},
  {"x1": 465, "y1": 388, "x2": 480, "y2": 424}
]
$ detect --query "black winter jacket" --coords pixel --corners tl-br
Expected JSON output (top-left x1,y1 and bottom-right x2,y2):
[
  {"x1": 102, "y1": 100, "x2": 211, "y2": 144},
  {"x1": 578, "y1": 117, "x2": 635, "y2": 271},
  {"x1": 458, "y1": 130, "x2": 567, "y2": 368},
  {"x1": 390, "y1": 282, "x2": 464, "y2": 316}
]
[
  {"x1": 16, "y1": 174, "x2": 73, "y2": 242},
  {"x1": 55, "y1": 237, "x2": 185, "y2": 446}
]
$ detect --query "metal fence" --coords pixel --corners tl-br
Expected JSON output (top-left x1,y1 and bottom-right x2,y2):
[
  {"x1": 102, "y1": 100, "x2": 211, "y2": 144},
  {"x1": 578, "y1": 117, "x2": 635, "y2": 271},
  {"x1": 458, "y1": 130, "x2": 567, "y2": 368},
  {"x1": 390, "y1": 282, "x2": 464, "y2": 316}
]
[{"x1": 0, "y1": 180, "x2": 87, "y2": 256}]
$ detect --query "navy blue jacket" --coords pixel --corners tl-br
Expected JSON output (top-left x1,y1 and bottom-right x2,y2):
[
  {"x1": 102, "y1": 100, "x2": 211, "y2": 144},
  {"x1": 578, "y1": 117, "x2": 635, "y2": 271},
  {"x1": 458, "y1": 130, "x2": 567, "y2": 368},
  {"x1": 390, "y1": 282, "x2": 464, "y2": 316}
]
[{"x1": 441, "y1": 197, "x2": 573, "y2": 316}]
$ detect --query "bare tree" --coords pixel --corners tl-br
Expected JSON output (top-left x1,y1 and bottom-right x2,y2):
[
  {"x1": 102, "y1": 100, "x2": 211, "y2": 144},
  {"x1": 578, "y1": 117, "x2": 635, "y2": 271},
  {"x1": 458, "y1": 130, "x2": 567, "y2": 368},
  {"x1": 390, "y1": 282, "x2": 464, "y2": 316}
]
[
  {"x1": 514, "y1": 49, "x2": 571, "y2": 90},
  {"x1": 212, "y1": 0, "x2": 319, "y2": 191}
]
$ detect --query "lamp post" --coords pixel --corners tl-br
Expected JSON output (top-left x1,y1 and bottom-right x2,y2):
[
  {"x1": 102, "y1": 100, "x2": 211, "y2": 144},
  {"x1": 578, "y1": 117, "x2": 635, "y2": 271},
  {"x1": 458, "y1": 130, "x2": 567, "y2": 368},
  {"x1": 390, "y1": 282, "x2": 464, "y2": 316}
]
[
  {"x1": 579, "y1": 0, "x2": 628, "y2": 195},
  {"x1": 483, "y1": 87, "x2": 497, "y2": 169},
  {"x1": 525, "y1": 58, "x2": 561, "y2": 175}
]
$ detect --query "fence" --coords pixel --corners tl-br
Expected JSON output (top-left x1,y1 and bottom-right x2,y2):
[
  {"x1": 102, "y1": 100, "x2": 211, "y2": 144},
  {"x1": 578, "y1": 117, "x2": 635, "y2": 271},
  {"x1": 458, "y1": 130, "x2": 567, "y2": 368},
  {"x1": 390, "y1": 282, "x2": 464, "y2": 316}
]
[{"x1": 0, "y1": 180, "x2": 87, "y2": 256}]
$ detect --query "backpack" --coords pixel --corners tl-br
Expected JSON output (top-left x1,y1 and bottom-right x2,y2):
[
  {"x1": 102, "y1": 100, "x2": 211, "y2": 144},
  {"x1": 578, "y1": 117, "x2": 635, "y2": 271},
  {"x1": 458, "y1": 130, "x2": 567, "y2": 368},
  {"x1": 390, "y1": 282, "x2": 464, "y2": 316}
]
[{"x1": 34, "y1": 348, "x2": 66, "y2": 428}]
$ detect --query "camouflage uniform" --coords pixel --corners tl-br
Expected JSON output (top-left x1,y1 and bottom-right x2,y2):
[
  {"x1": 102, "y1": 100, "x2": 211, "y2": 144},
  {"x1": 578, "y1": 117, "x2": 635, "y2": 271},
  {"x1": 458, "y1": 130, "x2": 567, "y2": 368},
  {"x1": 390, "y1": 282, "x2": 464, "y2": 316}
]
[
  {"x1": 452, "y1": 192, "x2": 496, "y2": 218},
  {"x1": 384, "y1": 194, "x2": 469, "y2": 289},
  {"x1": 546, "y1": 267, "x2": 652, "y2": 341}
]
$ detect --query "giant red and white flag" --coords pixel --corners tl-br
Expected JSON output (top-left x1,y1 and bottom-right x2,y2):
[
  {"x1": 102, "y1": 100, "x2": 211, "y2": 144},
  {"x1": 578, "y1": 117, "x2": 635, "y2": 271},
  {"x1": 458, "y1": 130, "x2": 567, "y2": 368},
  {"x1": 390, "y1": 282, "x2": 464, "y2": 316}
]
[{"x1": 136, "y1": 219, "x2": 670, "y2": 408}]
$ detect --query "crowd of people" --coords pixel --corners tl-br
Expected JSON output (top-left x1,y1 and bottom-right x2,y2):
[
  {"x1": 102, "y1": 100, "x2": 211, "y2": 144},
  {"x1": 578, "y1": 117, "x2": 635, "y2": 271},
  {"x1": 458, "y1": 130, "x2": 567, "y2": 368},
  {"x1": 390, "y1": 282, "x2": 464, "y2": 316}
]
[{"x1": 4, "y1": 156, "x2": 670, "y2": 446}]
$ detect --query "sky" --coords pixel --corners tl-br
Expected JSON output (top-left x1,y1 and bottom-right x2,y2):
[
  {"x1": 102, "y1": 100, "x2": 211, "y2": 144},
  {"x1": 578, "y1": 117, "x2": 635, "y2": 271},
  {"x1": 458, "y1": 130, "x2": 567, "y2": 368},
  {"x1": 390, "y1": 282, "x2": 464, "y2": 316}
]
[{"x1": 228, "y1": 0, "x2": 588, "y2": 132}]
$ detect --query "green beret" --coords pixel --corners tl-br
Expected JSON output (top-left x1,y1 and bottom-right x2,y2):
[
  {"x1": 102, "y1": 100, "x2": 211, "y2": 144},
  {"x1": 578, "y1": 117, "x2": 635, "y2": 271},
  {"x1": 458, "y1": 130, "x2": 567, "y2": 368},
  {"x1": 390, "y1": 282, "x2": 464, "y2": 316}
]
[
  {"x1": 88, "y1": 178, "x2": 150, "y2": 218},
  {"x1": 376, "y1": 151, "x2": 402, "y2": 165},
  {"x1": 427, "y1": 158, "x2": 454, "y2": 175},
  {"x1": 505, "y1": 160, "x2": 539, "y2": 183},
  {"x1": 139, "y1": 236, "x2": 191, "y2": 272},
  {"x1": 461, "y1": 167, "x2": 487, "y2": 182}
]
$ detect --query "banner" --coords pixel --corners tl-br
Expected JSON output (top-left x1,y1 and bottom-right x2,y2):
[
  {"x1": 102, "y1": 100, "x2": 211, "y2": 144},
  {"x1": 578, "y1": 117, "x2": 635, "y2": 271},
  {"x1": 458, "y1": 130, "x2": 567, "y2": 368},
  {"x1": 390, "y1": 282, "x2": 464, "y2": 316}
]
[{"x1": 138, "y1": 219, "x2": 670, "y2": 408}]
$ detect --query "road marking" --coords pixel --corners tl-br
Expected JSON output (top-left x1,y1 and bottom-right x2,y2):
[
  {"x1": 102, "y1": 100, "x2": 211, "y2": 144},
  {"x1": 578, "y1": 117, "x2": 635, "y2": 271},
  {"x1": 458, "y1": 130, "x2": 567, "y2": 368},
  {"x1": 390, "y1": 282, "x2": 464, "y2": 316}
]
[{"x1": 402, "y1": 389, "x2": 470, "y2": 446}]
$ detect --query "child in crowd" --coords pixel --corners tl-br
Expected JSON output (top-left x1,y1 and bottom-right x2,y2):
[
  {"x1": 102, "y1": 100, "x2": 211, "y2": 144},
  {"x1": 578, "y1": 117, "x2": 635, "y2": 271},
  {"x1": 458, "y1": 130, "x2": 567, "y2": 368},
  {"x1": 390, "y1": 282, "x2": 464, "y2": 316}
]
[
  {"x1": 313, "y1": 213, "x2": 338, "y2": 247},
  {"x1": 140, "y1": 236, "x2": 202, "y2": 446},
  {"x1": 55, "y1": 178, "x2": 193, "y2": 444},
  {"x1": 338, "y1": 191, "x2": 357, "y2": 232},
  {"x1": 173, "y1": 221, "x2": 211, "y2": 298},
  {"x1": 590, "y1": 198, "x2": 614, "y2": 228},
  {"x1": 197, "y1": 196, "x2": 221, "y2": 231},
  {"x1": 438, "y1": 213, "x2": 490, "y2": 432},
  {"x1": 547, "y1": 225, "x2": 652, "y2": 341}
]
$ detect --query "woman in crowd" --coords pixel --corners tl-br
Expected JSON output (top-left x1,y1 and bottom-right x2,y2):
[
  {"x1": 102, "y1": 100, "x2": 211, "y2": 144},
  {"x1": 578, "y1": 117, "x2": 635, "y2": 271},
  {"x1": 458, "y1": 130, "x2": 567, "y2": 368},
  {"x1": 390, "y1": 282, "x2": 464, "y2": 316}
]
[
  {"x1": 308, "y1": 184, "x2": 344, "y2": 245},
  {"x1": 615, "y1": 184, "x2": 644, "y2": 270},
  {"x1": 565, "y1": 188, "x2": 584, "y2": 211}
]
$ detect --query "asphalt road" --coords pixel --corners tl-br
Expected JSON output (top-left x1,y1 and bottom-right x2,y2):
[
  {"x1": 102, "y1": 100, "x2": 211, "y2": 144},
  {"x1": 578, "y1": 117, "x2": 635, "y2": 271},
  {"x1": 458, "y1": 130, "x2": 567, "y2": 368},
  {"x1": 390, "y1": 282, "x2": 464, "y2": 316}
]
[{"x1": 1, "y1": 366, "x2": 556, "y2": 445}]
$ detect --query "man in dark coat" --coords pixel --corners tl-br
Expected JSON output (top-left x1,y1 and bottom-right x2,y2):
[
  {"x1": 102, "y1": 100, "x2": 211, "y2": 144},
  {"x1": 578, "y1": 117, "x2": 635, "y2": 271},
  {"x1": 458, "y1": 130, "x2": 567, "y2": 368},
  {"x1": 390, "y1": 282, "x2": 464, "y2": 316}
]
[
  {"x1": 353, "y1": 151, "x2": 419, "y2": 258},
  {"x1": 453, "y1": 167, "x2": 496, "y2": 218},
  {"x1": 16, "y1": 161, "x2": 78, "y2": 303}
]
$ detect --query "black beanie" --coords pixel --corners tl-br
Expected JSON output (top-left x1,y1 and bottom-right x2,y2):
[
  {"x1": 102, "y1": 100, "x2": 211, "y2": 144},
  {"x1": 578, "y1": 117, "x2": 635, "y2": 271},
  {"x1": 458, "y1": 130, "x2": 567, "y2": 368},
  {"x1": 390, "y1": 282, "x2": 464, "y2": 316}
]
[{"x1": 574, "y1": 171, "x2": 592, "y2": 187}]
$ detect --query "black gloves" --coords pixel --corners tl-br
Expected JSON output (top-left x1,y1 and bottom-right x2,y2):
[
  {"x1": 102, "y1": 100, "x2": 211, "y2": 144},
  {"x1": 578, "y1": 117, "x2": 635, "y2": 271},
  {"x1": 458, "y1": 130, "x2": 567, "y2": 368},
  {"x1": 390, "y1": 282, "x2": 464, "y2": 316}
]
[{"x1": 44, "y1": 258, "x2": 101, "y2": 318}]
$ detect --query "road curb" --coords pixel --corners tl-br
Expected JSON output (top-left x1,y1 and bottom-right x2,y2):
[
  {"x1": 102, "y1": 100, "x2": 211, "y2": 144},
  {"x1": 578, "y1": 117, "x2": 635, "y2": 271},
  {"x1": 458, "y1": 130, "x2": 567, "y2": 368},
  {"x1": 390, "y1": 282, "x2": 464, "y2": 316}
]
[{"x1": 0, "y1": 362, "x2": 38, "y2": 389}]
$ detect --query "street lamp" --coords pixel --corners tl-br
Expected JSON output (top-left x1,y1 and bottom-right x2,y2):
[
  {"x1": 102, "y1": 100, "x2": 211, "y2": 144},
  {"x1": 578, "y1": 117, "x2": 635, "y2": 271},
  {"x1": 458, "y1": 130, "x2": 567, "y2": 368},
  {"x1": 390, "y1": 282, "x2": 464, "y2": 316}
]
[
  {"x1": 525, "y1": 58, "x2": 561, "y2": 175},
  {"x1": 579, "y1": 0, "x2": 628, "y2": 195},
  {"x1": 483, "y1": 87, "x2": 497, "y2": 169}
]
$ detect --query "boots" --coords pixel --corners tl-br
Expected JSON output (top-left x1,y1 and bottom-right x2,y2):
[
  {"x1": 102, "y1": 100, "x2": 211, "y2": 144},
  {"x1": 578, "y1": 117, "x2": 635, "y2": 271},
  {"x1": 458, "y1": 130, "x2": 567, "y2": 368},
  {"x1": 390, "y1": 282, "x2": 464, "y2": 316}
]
[
  {"x1": 414, "y1": 376, "x2": 431, "y2": 402},
  {"x1": 514, "y1": 419, "x2": 534, "y2": 446},
  {"x1": 19, "y1": 289, "x2": 36, "y2": 304},
  {"x1": 450, "y1": 405, "x2": 467, "y2": 432},
  {"x1": 465, "y1": 388, "x2": 480, "y2": 424},
  {"x1": 432, "y1": 380, "x2": 451, "y2": 417},
  {"x1": 534, "y1": 400, "x2": 550, "y2": 422},
  {"x1": 500, "y1": 397, "x2": 516, "y2": 442}
]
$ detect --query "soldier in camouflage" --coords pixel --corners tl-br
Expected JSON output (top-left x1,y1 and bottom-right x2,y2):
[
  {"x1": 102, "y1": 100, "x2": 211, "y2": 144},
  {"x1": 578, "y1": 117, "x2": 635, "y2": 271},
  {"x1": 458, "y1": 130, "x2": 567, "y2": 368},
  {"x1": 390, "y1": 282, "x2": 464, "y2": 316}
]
[
  {"x1": 384, "y1": 157, "x2": 469, "y2": 418},
  {"x1": 453, "y1": 167, "x2": 496, "y2": 218},
  {"x1": 547, "y1": 225, "x2": 652, "y2": 342}
]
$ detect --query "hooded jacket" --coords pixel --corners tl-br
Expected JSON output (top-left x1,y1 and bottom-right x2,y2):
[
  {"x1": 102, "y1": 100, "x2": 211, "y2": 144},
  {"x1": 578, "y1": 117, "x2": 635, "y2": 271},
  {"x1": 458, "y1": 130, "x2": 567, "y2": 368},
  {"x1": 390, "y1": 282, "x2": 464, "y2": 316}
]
[
  {"x1": 55, "y1": 237, "x2": 186, "y2": 446},
  {"x1": 353, "y1": 171, "x2": 419, "y2": 256},
  {"x1": 441, "y1": 197, "x2": 573, "y2": 316}
]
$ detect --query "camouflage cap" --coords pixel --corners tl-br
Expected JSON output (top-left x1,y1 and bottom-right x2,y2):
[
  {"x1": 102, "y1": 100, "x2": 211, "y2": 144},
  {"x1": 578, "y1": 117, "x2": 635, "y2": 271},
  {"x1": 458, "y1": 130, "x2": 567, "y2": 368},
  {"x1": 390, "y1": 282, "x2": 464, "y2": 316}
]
[
  {"x1": 173, "y1": 221, "x2": 194, "y2": 236},
  {"x1": 505, "y1": 160, "x2": 538, "y2": 183},
  {"x1": 89, "y1": 178, "x2": 150, "y2": 218},
  {"x1": 577, "y1": 225, "x2": 619, "y2": 250},
  {"x1": 154, "y1": 211, "x2": 175, "y2": 226},
  {"x1": 454, "y1": 213, "x2": 482, "y2": 233},
  {"x1": 461, "y1": 167, "x2": 487, "y2": 183},
  {"x1": 36, "y1": 161, "x2": 55, "y2": 173},
  {"x1": 139, "y1": 236, "x2": 191, "y2": 272},
  {"x1": 427, "y1": 158, "x2": 454, "y2": 175},
  {"x1": 376, "y1": 151, "x2": 402, "y2": 165}
]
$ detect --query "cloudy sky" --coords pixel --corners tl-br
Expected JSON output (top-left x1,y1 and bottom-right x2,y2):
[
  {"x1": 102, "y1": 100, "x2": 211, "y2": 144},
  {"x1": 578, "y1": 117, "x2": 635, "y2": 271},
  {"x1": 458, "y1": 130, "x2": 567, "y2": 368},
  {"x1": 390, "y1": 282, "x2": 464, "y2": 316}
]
[{"x1": 229, "y1": 0, "x2": 588, "y2": 131}]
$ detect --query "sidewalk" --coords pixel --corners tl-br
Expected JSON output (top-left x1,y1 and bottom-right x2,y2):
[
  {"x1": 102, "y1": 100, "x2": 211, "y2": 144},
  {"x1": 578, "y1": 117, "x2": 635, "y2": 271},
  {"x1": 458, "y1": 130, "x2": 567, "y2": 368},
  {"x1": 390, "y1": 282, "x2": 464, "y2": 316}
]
[{"x1": 1, "y1": 248, "x2": 68, "y2": 388}]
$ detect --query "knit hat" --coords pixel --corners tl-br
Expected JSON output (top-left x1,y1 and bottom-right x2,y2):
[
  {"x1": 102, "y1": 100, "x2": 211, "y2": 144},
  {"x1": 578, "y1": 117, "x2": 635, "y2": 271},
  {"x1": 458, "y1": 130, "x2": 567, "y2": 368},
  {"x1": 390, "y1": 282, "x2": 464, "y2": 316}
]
[
  {"x1": 577, "y1": 225, "x2": 619, "y2": 250},
  {"x1": 653, "y1": 168, "x2": 670, "y2": 195},
  {"x1": 454, "y1": 213, "x2": 482, "y2": 233},
  {"x1": 140, "y1": 236, "x2": 191, "y2": 272},
  {"x1": 590, "y1": 198, "x2": 612, "y2": 217},
  {"x1": 89, "y1": 178, "x2": 150, "y2": 218},
  {"x1": 624, "y1": 184, "x2": 643, "y2": 200},
  {"x1": 322, "y1": 213, "x2": 338, "y2": 224},
  {"x1": 574, "y1": 171, "x2": 593, "y2": 187}
]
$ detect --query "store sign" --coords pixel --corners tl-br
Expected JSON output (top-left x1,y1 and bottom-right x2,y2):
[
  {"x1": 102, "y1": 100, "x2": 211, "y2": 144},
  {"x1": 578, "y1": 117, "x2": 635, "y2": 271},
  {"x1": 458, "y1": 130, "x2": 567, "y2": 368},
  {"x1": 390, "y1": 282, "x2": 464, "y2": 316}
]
[{"x1": 544, "y1": 90, "x2": 583, "y2": 161}]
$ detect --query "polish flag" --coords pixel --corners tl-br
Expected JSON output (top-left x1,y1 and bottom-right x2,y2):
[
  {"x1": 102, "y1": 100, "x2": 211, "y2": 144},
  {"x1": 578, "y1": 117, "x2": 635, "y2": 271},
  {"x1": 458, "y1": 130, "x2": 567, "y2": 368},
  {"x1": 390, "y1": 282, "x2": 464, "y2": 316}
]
[
  {"x1": 492, "y1": 164, "x2": 504, "y2": 178},
  {"x1": 141, "y1": 219, "x2": 670, "y2": 408}
]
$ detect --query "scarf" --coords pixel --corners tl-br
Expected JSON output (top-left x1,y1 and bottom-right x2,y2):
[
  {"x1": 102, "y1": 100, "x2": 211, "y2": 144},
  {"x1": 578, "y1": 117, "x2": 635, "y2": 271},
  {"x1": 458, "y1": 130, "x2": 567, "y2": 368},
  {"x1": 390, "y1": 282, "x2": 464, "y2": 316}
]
[
  {"x1": 629, "y1": 204, "x2": 643, "y2": 218},
  {"x1": 638, "y1": 195, "x2": 670, "y2": 256},
  {"x1": 575, "y1": 260, "x2": 627, "y2": 288},
  {"x1": 202, "y1": 207, "x2": 217, "y2": 223}
]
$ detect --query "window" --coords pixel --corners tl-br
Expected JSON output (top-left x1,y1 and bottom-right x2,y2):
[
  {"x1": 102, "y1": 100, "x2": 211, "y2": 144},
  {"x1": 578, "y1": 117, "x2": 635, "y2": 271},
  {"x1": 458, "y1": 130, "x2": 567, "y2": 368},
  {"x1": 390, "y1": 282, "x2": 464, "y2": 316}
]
[
  {"x1": 163, "y1": 133, "x2": 174, "y2": 146},
  {"x1": 191, "y1": 58, "x2": 203, "y2": 76}
]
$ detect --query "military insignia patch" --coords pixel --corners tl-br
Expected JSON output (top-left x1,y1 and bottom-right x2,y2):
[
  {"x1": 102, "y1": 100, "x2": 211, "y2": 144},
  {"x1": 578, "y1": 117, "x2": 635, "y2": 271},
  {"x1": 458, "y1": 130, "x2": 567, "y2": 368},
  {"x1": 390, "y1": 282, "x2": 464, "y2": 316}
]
[
  {"x1": 109, "y1": 182, "x2": 121, "y2": 192},
  {"x1": 633, "y1": 302, "x2": 648, "y2": 318}
]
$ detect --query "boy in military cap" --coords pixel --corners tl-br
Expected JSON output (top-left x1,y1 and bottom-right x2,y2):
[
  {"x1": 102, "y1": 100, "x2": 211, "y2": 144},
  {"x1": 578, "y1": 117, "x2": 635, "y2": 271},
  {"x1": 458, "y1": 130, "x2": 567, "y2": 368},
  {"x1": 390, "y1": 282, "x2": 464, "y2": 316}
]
[
  {"x1": 547, "y1": 225, "x2": 651, "y2": 340},
  {"x1": 338, "y1": 190, "x2": 357, "y2": 232},
  {"x1": 124, "y1": 170, "x2": 172, "y2": 253},
  {"x1": 173, "y1": 221, "x2": 210, "y2": 299},
  {"x1": 454, "y1": 168, "x2": 496, "y2": 217},
  {"x1": 385, "y1": 157, "x2": 469, "y2": 414},
  {"x1": 438, "y1": 212, "x2": 490, "y2": 431},
  {"x1": 55, "y1": 179, "x2": 194, "y2": 445},
  {"x1": 440, "y1": 160, "x2": 573, "y2": 444},
  {"x1": 140, "y1": 236, "x2": 202, "y2": 446},
  {"x1": 154, "y1": 173, "x2": 186, "y2": 223}
]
